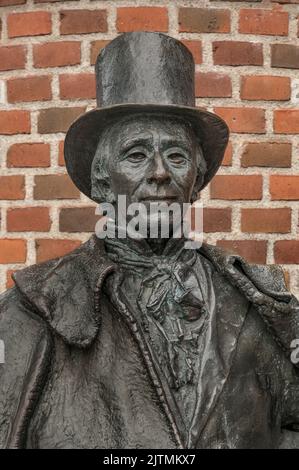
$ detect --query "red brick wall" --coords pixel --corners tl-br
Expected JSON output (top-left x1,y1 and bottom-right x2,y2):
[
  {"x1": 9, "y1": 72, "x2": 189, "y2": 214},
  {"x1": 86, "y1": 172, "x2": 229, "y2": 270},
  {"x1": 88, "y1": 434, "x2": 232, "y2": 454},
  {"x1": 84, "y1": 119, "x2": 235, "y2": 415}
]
[{"x1": 0, "y1": 0, "x2": 299, "y2": 297}]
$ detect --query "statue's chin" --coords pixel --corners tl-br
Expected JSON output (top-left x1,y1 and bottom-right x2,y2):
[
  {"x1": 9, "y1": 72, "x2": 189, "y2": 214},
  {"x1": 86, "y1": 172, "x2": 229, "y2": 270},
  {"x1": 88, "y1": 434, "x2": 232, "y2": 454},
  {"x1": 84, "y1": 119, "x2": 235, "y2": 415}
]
[{"x1": 111, "y1": 203, "x2": 188, "y2": 240}]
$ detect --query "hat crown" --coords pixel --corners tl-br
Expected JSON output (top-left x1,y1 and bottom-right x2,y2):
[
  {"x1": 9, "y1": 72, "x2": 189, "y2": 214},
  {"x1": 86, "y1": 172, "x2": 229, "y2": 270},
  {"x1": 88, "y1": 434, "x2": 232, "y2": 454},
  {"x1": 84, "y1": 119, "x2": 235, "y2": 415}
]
[{"x1": 95, "y1": 32, "x2": 195, "y2": 108}]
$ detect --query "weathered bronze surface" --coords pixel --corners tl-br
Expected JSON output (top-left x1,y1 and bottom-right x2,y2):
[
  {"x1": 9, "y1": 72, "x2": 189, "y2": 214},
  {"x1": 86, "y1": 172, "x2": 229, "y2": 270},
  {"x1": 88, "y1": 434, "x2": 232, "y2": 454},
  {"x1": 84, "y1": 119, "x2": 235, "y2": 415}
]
[{"x1": 0, "y1": 32, "x2": 299, "y2": 449}]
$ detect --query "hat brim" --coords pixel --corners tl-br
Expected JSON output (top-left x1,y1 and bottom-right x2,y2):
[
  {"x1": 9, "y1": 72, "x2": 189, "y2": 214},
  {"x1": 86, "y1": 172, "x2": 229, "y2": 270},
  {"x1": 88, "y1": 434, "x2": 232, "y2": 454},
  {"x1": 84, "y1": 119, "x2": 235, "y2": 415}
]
[{"x1": 64, "y1": 103, "x2": 229, "y2": 201}]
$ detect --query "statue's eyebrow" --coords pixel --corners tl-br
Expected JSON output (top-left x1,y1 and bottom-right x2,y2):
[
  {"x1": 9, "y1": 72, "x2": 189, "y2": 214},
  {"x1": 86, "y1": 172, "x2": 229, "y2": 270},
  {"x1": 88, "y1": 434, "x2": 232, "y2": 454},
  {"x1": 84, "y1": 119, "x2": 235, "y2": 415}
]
[
  {"x1": 119, "y1": 136, "x2": 152, "y2": 152},
  {"x1": 160, "y1": 138, "x2": 192, "y2": 153}
]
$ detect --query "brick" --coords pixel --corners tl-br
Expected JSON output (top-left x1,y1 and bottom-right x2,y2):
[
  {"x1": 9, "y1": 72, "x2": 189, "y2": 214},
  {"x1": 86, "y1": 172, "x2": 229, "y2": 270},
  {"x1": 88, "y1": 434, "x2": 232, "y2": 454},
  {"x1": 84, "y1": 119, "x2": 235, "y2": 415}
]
[
  {"x1": 36, "y1": 239, "x2": 81, "y2": 263},
  {"x1": 216, "y1": 240, "x2": 267, "y2": 264},
  {"x1": 274, "y1": 241, "x2": 299, "y2": 264},
  {"x1": 211, "y1": 0, "x2": 262, "y2": 2},
  {"x1": 7, "y1": 143, "x2": 50, "y2": 168},
  {"x1": 0, "y1": 110, "x2": 30, "y2": 135},
  {"x1": 0, "y1": 0, "x2": 26, "y2": 5},
  {"x1": 239, "y1": 9, "x2": 288, "y2": 36},
  {"x1": 8, "y1": 11, "x2": 51, "y2": 38},
  {"x1": 33, "y1": 41, "x2": 81, "y2": 68},
  {"x1": 60, "y1": 9, "x2": 107, "y2": 35},
  {"x1": 59, "y1": 207, "x2": 99, "y2": 232},
  {"x1": 274, "y1": 110, "x2": 299, "y2": 134},
  {"x1": 0, "y1": 45, "x2": 26, "y2": 72},
  {"x1": 90, "y1": 40, "x2": 110, "y2": 65},
  {"x1": 34, "y1": 174, "x2": 80, "y2": 199},
  {"x1": 270, "y1": 175, "x2": 299, "y2": 200},
  {"x1": 34, "y1": 0, "x2": 80, "y2": 2},
  {"x1": 222, "y1": 142, "x2": 233, "y2": 166},
  {"x1": 59, "y1": 74, "x2": 96, "y2": 100},
  {"x1": 179, "y1": 8, "x2": 230, "y2": 33},
  {"x1": 241, "y1": 142, "x2": 292, "y2": 168},
  {"x1": 58, "y1": 141, "x2": 65, "y2": 166},
  {"x1": 0, "y1": 80, "x2": 5, "y2": 104},
  {"x1": 117, "y1": 7, "x2": 168, "y2": 32},
  {"x1": 195, "y1": 72, "x2": 232, "y2": 98},
  {"x1": 213, "y1": 41, "x2": 263, "y2": 66},
  {"x1": 240, "y1": 76, "x2": 290, "y2": 101},
  {"x1": 7, "y1": 207, "x2": 51, "y2": 232},
  {"x1": 38, "y1": 107, "x2": 85, "y2": 134},
  {"x1": 0, "y1": 176, "x2": 24, "y2": 200},
  {"x1": 7, "y1": 76, "x2": 52, "y2": 103},
  {"x1": 0, "y1": 239, "x2": 26, "y2": 264},
  {"x1": 181, "y1": 40, "x2": 202, "y2": 65},
  {"x1": 214, "y1": 107, "x2": 265, "y2": 133},
  {"x1": 203, "y1": 208, "x2": 232, "y2": 232},
  {"x1": 271, "y1": 44, "x2": 299, "y2": 69},
  {"x1": 271, "y1": 0, "x2": 299, "y2": 3},
  {"x1": 210, "y1": 175, "x2": 263, "y2": 200},
  {"x1": 241, "y1": 208, "x2": 291, "y2": 233}
]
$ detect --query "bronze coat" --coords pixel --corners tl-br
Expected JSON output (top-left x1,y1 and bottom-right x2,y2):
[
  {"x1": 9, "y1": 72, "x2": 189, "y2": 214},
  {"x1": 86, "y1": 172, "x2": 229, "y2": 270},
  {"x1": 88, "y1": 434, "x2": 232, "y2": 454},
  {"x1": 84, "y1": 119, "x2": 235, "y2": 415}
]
[{"x1": 1, "y1": 235, "x2": 299, "y2": 449}]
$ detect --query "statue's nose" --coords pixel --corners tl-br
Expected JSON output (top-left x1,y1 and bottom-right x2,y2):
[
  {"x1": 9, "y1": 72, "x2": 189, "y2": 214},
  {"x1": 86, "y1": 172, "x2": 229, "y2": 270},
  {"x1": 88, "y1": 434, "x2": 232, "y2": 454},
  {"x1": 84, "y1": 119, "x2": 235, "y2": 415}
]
[{"x1": 146, "y1": 154, "x2": 171, "y2": 185}]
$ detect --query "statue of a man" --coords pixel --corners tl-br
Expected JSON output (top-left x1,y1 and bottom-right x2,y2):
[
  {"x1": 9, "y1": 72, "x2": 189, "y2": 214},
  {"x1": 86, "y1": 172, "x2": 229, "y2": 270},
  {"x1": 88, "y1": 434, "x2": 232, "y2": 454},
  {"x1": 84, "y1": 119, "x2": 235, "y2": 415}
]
[{"x1": 1, "y1": 32, "x2": 299, "y2": 449}]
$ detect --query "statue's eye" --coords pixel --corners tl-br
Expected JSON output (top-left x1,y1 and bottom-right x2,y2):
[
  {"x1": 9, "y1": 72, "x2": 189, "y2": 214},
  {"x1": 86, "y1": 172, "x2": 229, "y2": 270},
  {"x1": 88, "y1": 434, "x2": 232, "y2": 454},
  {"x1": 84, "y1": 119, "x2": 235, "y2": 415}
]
[
  {"x1": 127, "y1": 152, "x2": 146, "y2": 163},
  {"x1": 167, "y1": 153, "x2": 186, "y2": 165}
]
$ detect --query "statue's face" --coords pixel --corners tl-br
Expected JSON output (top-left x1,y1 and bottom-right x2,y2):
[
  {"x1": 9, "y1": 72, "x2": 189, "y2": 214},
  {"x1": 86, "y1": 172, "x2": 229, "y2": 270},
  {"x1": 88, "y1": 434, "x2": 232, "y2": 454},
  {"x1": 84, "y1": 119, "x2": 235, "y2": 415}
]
[{"x1": 106, "y1": 115, "x2": 201, "y2": 207}]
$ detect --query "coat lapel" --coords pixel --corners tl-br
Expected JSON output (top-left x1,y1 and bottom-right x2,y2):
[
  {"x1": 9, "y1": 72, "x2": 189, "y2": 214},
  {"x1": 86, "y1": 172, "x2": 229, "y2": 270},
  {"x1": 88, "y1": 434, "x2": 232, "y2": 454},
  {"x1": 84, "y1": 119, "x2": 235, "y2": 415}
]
[
  {"x1": 106, "y1": 270, "x2": 186, "y2": 448},
  {"x1": 187, "y1": 266, "x2": 249, "y2": 448}
]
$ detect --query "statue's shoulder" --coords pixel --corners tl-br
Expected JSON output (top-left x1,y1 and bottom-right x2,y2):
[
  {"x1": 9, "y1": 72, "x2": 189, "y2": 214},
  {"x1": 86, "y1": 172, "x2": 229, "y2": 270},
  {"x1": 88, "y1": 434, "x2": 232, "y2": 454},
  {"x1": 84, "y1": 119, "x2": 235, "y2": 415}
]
[
  {"x1": 9, "y1": 234, "x2": 115, "y2": 348},
  {"x1": 198, "y1": 242, "x2": 299, "y2": 361},
  {"x1": 198, "y1": 242, "x2": 289, "y2": 299},
  {"x1": 12, "y1": 235, "x2": 98, "y2": 293}
]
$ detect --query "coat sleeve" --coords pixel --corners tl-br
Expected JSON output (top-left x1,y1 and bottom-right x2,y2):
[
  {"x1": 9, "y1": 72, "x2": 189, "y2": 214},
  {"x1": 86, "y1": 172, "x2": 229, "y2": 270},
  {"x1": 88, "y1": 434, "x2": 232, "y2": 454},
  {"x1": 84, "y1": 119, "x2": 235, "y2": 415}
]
[{"x1": 0, "y1": 286, "x2": 51, "y2": 448}]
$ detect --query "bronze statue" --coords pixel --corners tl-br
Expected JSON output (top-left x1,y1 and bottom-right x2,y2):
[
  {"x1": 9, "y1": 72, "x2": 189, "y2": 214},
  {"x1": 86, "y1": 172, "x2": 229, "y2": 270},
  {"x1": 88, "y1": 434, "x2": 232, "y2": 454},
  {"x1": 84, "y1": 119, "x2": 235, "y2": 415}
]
[{"x1": 1, "y1": 32, "x2": 299, "y2": 449}]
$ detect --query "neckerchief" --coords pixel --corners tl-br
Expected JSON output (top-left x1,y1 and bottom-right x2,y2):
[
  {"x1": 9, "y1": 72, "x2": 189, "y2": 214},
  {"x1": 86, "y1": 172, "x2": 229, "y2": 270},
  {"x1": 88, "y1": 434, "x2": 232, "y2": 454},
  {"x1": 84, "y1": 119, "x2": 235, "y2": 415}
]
[{"x1": 105, "y1": 235, "x2": 209, "y2": 391}]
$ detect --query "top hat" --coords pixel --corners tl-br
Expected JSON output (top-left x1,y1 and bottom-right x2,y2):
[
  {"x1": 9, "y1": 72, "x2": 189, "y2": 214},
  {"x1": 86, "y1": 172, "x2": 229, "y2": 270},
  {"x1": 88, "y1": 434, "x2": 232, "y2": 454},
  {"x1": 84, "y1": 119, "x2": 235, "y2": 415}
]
[{"x1": 64, "y1": 32, "x2": 229, "y2": 201}]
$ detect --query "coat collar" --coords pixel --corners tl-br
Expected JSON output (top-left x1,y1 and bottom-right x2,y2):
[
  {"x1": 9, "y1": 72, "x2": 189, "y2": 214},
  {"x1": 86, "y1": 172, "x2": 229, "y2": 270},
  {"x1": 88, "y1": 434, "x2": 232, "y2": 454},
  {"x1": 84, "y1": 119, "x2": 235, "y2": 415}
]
[
  {"x1": 12, "y1": 234, "x2": 295, "y2": 350},
  {"x1": 13, "y1": 235, "x2": 117, "y2": 348},
  {"x1": 199, "y1": 243, "x2": 292, "y2": 302}
]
